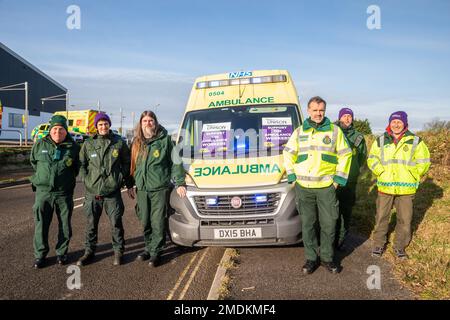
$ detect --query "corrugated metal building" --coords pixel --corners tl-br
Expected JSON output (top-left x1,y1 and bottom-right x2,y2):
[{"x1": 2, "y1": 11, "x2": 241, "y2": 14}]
[{"x1": 0, "y1": 42, "x2": 67, "y2": 140}]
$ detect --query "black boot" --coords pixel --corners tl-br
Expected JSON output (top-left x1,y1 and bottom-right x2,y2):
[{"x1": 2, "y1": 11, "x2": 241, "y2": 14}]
[
  {"x1": 33, "y1": 258, "x2": 46, "y2": 269},
  {"x1": 136, "y1": 251, "x2": 150, "y2": 262},
  {"x1": 148, "y1": 255, "x2": 160, "y2": 268},
  {"x1": 321, "y1": 261, "x2": 340, "y2": 274},
  {"x1": 57, "y1": 255, "x2": 68, "y2": 265},
  {"x1": 302, "y1": 259, "x2": 318, "y2": 274}
]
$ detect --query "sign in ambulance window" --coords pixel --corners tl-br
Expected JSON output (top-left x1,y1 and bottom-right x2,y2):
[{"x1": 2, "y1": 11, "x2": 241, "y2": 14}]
[
  {"x1": 200, "y1": 122, "x2": 231, "y2": 154},
  {"x1": 261, "y1": 117, "x2": 293, "y2": 149}
]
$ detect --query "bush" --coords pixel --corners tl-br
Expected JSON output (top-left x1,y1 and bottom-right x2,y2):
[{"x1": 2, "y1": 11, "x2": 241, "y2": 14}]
[{"x1": 353, "y1": 118, "x2": 372, "y2": 135}]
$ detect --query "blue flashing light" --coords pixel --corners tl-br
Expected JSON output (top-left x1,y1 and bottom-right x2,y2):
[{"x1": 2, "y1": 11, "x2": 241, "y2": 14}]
[
  {"x1": 255, "y1": 194, "x2": 267, "y2": 203},
  {"x1": 206, "y1": 197, "x2": 218, "y2": 206}
]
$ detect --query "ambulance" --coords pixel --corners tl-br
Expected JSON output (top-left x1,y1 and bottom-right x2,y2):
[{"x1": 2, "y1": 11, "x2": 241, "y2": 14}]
[
  {"x1": 169, "y1": 70, "x2": 304, "y2": 247},
  {"x1": 32, "y1": 109, "x2": 99, "y2": 141},
  {"x1": 54, "y1": 109, "x2": 98, "y2": 135}
]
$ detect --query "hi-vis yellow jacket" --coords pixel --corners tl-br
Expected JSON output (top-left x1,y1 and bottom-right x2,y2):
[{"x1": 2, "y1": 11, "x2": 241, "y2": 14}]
[
  {"x1": 283, "y1": 117, "x2": 352, "y2": 188},
  {"x1": 367, "y1": 131, "x2": 430, "y2": 195}
]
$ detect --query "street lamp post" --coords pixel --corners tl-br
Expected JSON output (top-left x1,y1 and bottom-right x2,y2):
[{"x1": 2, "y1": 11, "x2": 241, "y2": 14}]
[
  {"x1": 41, "y1": 93, "x2": 69, "y2": 120},
  {"x1": 0, "y1": 82, "x2": 29, "y2": 145}
]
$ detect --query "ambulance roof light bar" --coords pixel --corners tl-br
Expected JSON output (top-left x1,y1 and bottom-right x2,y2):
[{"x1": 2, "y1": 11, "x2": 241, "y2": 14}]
[{"x1": 196, "y1": 74, "x2": 286, "y2": 89}]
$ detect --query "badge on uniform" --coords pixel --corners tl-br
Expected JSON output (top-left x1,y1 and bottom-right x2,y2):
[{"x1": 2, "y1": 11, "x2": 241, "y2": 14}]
[
  {"x1": 112, "y1": 149, "x2": 119, "y2": 158},
  {"x1": 66, "y1": 158, "x2": 73, "y2": 167},
  {"x1": 153, "y1": 149, "x2": 160, "y2": 158},
  {"x1": 322, "y1": 135, "x2": 332, "y2": 145},
  {"x1": 403, "y1": 145, "x2": 409, "y2": 152},
  {"x1": 53, "y1": 149, "x2": 62, "y2": 160}
]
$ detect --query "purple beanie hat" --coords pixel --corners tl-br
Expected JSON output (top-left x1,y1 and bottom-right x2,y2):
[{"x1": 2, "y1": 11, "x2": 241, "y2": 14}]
[
  {"x1": 338, "y1": 107, "x2": 353, "y2": 120},
  {"x1": 94, "y1": 112, "x2": 112, "y2": 127},
  {"x1": 389, "y1": 111, "x2": 408, "y2": 127}
]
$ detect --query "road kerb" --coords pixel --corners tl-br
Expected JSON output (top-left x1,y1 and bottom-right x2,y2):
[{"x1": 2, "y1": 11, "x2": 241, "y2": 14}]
[
  {"x1": 0, "y1": 177, "x2": 30, "y2": 189},
  {"x1": 207, "y1": 248, "x2": 235, "y2": 300}
]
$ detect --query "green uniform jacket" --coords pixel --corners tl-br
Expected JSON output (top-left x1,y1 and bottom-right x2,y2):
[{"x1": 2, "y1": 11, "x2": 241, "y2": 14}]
[
  {"x1": 133, "y1": 126, "x2": 185, "y2": 192},
  {"x1": 30, "y1": 134, "x2": 80, "y2": 193},
  {"x1": 80, "y1": 131, "x2": 133, "y2": 196},
  {"x1": 336, "y1": 122, "x2": 367, "y2": 183}
]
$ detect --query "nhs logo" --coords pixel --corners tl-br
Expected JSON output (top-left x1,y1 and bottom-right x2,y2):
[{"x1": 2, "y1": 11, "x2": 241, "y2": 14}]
[{"x1": 229, "y1": 71, "x2": 252, "y2": 78}]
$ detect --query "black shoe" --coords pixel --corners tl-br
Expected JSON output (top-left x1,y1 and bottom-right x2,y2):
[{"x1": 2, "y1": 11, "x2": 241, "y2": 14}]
[
  {"x1": 148, "y1": 255, "x2": 160, "y2": 268},
  {"x1": 57, "y1": 255, "x2": 68, "y2": 265},
  {"x1": 302, "y1": 260, "x2": 319, "y2": 274},
  {"x1": 77, "y1": 252, "x2": 94, "y2": 266},
  {"x1": 321, "y1": 261, "x2": 340, "y2": 274},
  {"x1": 136, "y1": 251, "x2": 150, "y2": 262},
  {"x1": 33, "y1": 258, "x2": 45, "y2": 269},
  {"x1": 394, "y1": 248, "x2": 409, "y2": 260},
  {"x1": 371, "y1": 246, "x2": 385, "y2": 257},
  {"x1": 113, "y1": 252, "x2": 123, "y2": 266}
]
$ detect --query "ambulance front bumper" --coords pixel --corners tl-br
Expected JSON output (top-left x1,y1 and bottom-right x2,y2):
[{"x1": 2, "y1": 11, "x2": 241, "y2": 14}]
[{"x1": 168, "y1": 182, "x2": 301, "y2": 247}]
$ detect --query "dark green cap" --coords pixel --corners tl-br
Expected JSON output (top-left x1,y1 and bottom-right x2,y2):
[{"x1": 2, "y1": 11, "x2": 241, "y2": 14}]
[{"x1": 49, "y1": 115, "x2": 68, "y2": 131}]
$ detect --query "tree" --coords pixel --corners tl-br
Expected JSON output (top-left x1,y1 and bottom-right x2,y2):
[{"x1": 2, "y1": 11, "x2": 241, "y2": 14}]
[
  {"x1": 353, "y1": 118, "x2": 372, "y2": 135},
  {"x1": 423, "y1": 118, "x2": 450, "y2": 132}
]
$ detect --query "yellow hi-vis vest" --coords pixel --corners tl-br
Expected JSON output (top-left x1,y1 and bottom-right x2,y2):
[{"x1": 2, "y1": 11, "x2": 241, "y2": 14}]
[
  {"x1": 367, "y1": 131, "x2": 431, "y2": 195},
  {"x1": 283, "y1": 117, "x2": 352, "y2": 188}
]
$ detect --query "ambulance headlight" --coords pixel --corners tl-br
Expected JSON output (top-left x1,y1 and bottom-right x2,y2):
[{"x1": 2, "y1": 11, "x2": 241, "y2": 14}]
[{"x1": 185, "y1": 173, "x2": 197, "y2": 187}]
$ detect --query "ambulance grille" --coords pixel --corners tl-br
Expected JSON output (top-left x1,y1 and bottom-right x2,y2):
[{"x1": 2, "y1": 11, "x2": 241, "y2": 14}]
[
  {"x1": 194, "y1": 193, "x2": 281, "y2": 216},
  {"x1": 200, "y1": 219, "x2": 274, "y2": 226}
]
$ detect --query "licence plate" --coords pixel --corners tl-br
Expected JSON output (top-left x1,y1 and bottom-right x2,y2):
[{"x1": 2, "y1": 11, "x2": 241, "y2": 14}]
[{"x1": 214, "y1": 228, "x2": 262, "y2": 239}]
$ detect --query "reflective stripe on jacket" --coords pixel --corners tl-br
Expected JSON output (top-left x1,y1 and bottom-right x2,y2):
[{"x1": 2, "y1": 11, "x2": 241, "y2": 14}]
[{"x1": 367, "y1": 131, "x2": 430, "y2": 195}]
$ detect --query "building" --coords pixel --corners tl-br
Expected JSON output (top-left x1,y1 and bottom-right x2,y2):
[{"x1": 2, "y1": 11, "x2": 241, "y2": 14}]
[{"x1": 0, "y1": 42, "x2": 67, "y2": 140}]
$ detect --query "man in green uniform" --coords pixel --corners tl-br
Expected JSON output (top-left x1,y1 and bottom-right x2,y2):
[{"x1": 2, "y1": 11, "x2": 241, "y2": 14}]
[
  {"x1": 77, "y1": 113, "x2": 133, "y2": 266},
  {"x1": 284, "y1": 97, "x2": 352, "y2": 274},
  {"x1": 129, "y1": 111, "x2": 186, "y2": 267},
  {"x1": 30, "y1": 115, "x2": 80, "y2": 268},
  {"x1": 334, "y1": 108, "x2": 367, "y2": 250}
]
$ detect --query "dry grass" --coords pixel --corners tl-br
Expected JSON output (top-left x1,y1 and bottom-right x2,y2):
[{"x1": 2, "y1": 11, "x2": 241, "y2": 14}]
[
  {"x1": 218, "y1": 248, "x2": 240, "y2": 300},
  {"x1": 352, "y1": 129, "x2": 450, "y2": 299}
]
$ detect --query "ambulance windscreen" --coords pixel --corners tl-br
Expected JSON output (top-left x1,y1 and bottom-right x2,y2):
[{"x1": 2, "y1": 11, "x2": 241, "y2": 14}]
[{"x1": 178, "y1": 104, "x2": 300, "y2": 159}]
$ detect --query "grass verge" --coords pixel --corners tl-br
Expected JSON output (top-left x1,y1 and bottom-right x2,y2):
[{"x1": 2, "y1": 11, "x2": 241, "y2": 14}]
[{"x1": 352, "y1": 130, "x2": 449, "y2": 299}]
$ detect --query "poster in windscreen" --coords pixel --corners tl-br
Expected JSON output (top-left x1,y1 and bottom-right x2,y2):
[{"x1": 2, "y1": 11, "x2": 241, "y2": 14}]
[
  {"x1": 200, "y1": 122, "x2": 231, "y2": 154},
  {"x1": 262, "y1": 117, "x2": 293, "y2": 149}
]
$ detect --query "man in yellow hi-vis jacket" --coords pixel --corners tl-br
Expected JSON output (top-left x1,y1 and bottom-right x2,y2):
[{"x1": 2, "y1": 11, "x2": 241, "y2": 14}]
[
  {"x1": 284, "y1": 96, "x2": 352, "y2": 274},
  {"x1": 368, "y1": 111, "x2": 430, "y2": 259}
]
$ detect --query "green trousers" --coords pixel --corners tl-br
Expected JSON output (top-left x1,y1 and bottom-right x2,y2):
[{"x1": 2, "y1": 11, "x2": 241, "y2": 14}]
[
  {"x1": 296, "y1": 184, "x2": 339, "y2": 262},
  {"x1": 33, "y1": 190, "x2": 73, "y2": 259},
  {"x1": 336, "y1": 182, "x2": 357, "y2": 246},
  {"x1": 83, "y1": 192, "x2": 125, "y2": 254},
  {"x1": 135, "y1": 189, "x2": 170, "y2": 257},
  {"x1": 373, "y1": 193, "x2": 414, "y2": 250}
]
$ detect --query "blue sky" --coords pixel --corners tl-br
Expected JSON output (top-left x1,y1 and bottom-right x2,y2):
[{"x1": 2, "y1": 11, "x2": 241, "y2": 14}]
[{"x1": 1, "y1": 0, "x2": 449, "y2": 132}]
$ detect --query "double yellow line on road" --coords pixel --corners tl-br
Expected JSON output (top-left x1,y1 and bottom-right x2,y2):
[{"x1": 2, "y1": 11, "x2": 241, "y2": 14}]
[{"x1": 166, "y1": 247, "x2": 210, "y2": 300}]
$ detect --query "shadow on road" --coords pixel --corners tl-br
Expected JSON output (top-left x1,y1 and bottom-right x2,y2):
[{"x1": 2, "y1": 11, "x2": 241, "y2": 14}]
[{"x1": 60, "y1": 236, "x2": 200, "y2": 267}]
